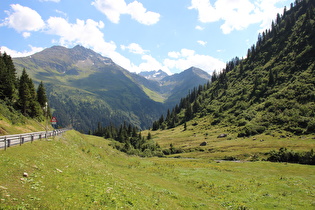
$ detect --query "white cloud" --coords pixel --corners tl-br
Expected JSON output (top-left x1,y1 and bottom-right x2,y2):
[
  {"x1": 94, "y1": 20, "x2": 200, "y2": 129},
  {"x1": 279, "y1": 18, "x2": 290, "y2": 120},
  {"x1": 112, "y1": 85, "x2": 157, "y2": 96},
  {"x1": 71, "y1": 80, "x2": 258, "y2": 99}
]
[
  {"x1": 92, "y1": 0, "x2": 160, "y2": 25},
  {"x1": 55, "y1": 10, "x2": 67, "y2": 17},
  {"x1": 255, "y1": 0, "x2": 287, "y2": 32},
  {"x1": 139, "y1": 55, "x2": 164, "y2": 72},
  {"x1": 168, "y1": 51, "x2": 181, "y2": 59},
  {"x1": 195, "y1": 25, "x2": 204, "y2": 30},
  {"x1": 181, "y1": 49, "x2": 195, "y2": 57},
  {"x1": 164, "y1": 48, "x2": 225, "y2": 74},
  {"x1": 127, "y1": 1, "x2": 160, "y2": 25},
  {"x1": 22, "y1": 32, "x2": 31, "y2": 38},
  {"x1": 189, "y1": 0, "x2": 286, "y2": 34},
  {"x1": 46, "y1": 17, "x2": 116, "y2": 52},
  {"x1": 197, "y1": 40, "x2": 207, "y2": 46},
  {"x1": 1, "y1": 4, "x2": 45, "y2": 32},
  {"x1": 189, "y1": 0, "x2": 218, "y2": 22},
  {"x1": 1, "y1": 45, "x2": 44, "y2": 58},
  {"x1": 120, "y1": 43, "x2": 148, "y2": 54},
  {"x1": 91, "y1": 0, "x2": 127, "y2": 24}
]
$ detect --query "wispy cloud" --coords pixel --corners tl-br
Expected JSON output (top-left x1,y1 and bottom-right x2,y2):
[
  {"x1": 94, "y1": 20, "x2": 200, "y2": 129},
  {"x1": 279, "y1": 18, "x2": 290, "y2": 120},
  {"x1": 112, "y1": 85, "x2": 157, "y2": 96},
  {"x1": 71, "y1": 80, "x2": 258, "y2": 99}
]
[
  {"x1": 121, "y1": 43, "x2": 148, "y2": 55},
  {"x1": 197, "y1": 40, "x2": 207, "y2": 46},
  {"x1": 91, "y1": 0, "x2": 160, "y2": 25},
  {"x1": 22, "y1": 32, "x2": 31, "y2": 38},
  {"x1": 189, "y1": 0, "x2": 286, "y2": 34},
  {"x1": 195, "y1": 25, "x2": 204, "y2": 30},
  {"x1": 1, "y1": 45, "x2": 44, "y2": 57}
]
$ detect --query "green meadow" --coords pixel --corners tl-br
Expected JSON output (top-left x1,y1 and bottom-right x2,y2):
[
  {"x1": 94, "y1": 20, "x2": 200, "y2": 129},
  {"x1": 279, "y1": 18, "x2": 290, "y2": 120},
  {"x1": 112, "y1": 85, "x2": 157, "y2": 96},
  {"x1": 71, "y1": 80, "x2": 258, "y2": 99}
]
[
  {"x1": 145, "y1": 117, "x2": 315, "y2": 160},
  {"x1": 0, "y1": 130, "x2": 314, "y2": 209}
]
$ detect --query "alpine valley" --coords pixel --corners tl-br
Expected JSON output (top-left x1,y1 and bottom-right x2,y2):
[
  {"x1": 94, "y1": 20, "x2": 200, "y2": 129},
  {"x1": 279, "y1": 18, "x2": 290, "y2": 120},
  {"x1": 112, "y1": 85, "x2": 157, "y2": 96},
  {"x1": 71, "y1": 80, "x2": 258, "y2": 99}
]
[
  {"x1": 13, "y1": 46, "x2": 211, "y2": 132},
  {"x1": 1, "y1": 1, "x2": 315, "y2": 209}
]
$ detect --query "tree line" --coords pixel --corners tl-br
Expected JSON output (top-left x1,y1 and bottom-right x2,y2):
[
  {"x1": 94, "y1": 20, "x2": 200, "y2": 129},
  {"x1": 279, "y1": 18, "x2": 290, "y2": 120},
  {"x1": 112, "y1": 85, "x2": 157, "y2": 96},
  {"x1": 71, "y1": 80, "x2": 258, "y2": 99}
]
[
  {"x1": 93, "y1": 122, "x2": 164, "y2": 157},
  {"x1": 0, "y1": 52, "x2": 49, "y2": 120}
]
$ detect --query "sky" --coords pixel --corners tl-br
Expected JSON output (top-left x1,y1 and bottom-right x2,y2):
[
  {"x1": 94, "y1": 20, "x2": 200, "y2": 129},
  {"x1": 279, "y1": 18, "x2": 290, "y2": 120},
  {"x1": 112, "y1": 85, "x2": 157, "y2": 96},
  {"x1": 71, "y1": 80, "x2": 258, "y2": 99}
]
[{"x1": 0, "y1": 0, "x2": 292, "y2": 75}]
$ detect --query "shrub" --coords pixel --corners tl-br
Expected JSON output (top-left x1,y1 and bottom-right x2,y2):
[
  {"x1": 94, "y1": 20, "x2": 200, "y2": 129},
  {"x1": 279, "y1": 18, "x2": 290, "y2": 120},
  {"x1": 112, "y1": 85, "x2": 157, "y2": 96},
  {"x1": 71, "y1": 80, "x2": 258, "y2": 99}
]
[
  {"x1": 162, "y1": 149, "x2": 171, "y2": 155},
  {"x1": 152, "y1": 150, "x2": 165, "y2": 157},
  {"x1": 142, "y1": 149, "x2": 153, "y2": 157},
  {"x1": 238, "y1": 124, "x2": 266, "y2": 137},
  {"x1": 127, "y1": 148, "x2": 141, "y2": 156},
  {"x1": 267, "y1": 148, "x2": 315, "y2": 165},
  {"x1": 306, "y1": 118, "x2": 315, "y2": 133}
]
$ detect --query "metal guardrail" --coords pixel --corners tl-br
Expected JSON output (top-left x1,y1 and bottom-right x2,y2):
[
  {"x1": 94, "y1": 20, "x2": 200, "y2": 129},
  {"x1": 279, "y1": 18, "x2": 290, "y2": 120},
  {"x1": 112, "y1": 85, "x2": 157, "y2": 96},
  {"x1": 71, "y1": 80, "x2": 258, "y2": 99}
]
[{"x1": 0, "y1": 128, "x2": 69, "y2": 150}]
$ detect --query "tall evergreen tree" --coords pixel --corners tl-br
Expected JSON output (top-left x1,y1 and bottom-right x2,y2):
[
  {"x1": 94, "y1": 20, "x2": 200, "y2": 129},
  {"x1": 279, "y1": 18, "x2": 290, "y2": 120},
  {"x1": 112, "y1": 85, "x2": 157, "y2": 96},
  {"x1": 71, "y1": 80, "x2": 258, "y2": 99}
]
[
  {"x1": 0, "y1": 52, "x2": 17, "y2": 103},
  {"x1": 17, "y1": 68, "x2": 41, "y2": 117},
  {"x1": 28, "y1": 77, "x2": 42, "y2": 118},
  {"x1": 37, "y1": 81, "x2": 47, "y2": 108},
  {"x1": 18, "y1": 69, "x2": 32, "y2": 116},
  {"x1": 0, "y1": 58, "x2": 6, "y2": 99}
]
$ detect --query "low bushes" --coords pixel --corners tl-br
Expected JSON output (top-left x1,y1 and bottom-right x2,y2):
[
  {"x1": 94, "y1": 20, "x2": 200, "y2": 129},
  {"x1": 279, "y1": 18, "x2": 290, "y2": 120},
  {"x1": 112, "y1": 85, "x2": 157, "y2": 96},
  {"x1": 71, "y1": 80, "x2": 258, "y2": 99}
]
[{"x1": 267, "y1": 148, "x2": 315, "y2": 165}]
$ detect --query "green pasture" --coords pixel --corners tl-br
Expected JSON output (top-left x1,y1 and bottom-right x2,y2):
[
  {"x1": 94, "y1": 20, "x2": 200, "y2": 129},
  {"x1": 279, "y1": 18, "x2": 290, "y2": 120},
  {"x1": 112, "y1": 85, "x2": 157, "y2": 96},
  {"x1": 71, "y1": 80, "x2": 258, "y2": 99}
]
[
  {"x1": 147, "y1": 117, "x2": 315, "y2": 160},
  {"x1": 0, "y1": 130, "x2": 314, "y2": 209}
]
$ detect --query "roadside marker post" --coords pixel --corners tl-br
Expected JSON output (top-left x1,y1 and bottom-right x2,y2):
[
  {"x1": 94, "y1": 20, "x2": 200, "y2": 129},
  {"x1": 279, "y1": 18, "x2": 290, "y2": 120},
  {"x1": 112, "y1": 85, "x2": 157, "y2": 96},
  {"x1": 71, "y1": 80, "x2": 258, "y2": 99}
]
[{"x1": 51, "y1": 117, "x2": 57, "y2": 129}]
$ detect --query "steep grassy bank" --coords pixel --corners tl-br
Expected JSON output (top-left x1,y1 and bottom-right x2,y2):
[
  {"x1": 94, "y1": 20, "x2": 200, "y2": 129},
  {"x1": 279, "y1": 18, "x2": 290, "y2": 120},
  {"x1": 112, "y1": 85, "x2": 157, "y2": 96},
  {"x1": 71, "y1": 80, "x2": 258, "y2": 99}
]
[
  {"x1": 0, "y1": 102, "x2": 50, "y2": 135},
  {"x1": 1, "y1": 130, "x2": 314, "y2": 209}
]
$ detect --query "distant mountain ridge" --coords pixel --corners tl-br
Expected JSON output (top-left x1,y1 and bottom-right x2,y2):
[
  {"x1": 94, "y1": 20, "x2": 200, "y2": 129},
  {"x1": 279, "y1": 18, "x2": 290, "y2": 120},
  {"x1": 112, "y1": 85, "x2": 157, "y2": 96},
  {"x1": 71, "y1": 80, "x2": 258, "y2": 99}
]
[
  {"x1": 13, "y1": 46, "x2": 211, "y2": 131},
  {"x1": 139, "y1": 70, "x2": 168, "y2": 81},
  {"x1": 137, "y1": 67, "x2": 211, "y2": 108}
]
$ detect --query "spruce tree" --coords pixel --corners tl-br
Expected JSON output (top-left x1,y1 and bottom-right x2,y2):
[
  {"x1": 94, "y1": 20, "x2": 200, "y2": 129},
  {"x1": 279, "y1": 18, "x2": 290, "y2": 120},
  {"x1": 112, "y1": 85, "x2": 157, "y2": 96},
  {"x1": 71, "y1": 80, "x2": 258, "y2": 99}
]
[
  {"x1": 37, "y1": 81, "x2": 47, "y2": 108},
  {"x1": 0, "y1": 52, "x2": 17, "y2": 103},
  {"x1": 184, "y1": 102, "x2": 193, "y2": 121},
  {"x1": 28, "y1": 77, "x2": 41, "y2": 118},
  {"x1": 18, "y1": 69, "x2": 32, "y2": 116},
  {"x1": 0, "y1": 58, "x2": 6, "y2": 99}
]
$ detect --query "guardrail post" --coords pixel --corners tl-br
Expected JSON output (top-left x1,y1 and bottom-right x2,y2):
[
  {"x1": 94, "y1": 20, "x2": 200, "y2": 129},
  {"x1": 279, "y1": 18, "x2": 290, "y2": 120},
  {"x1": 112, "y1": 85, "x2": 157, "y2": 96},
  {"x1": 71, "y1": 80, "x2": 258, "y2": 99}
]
[
  {"x1": 4, "y1": 137, "x2": 7, "y2": 151},
  {"x1": 7, "y1": 139, "x2": 11, "y2": 147},
  {"x1": 31, "y1": 135, "x2": 34, "y2": 143},
  {"x1": 20, "y1": 135, "x2": 22, "y2": 146},
  {"x1": 22, "y1": 137, "x2": 24, "y2": 144}
]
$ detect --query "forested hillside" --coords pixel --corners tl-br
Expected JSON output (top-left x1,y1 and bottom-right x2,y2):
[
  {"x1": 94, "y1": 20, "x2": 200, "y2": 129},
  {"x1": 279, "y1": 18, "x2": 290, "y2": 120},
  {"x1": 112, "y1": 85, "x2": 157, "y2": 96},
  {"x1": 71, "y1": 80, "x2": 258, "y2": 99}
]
[
  {"x1": 153, "y1": 0, "x2": 315, "y2": 136},
  {"x1": 0, "y1": 52, "x2": 49, "y2": 123}
]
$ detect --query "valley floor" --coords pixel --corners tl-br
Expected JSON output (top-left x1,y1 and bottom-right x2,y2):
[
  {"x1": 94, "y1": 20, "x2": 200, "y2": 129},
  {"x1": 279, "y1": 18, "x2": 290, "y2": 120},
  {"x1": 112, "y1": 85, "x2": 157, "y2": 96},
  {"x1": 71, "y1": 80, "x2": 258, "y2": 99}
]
[{"x1": 0, "y1": 130, "x2": 314, "y2": 209}]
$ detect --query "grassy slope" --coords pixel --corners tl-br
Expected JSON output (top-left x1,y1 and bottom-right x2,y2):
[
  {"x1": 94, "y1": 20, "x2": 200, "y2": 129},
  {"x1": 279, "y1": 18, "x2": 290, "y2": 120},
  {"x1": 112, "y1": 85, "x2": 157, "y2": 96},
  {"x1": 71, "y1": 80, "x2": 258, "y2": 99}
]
[
  {"x1": 146, "y1": 116, "x2": 315, "y2": 160},
  {"x1": 0, "y1": 130, "x2": 314, "y2": 209},
  {"x1": 0, "y1": 103, "x2": 50, "y2": 135}
]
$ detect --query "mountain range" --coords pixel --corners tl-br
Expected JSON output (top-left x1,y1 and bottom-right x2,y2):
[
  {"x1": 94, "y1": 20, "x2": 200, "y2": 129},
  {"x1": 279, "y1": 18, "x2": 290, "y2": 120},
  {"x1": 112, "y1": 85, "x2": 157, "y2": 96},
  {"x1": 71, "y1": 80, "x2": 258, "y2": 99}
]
[{"x1": 13, "y1": 46, "x2": 211, "y2": 132}]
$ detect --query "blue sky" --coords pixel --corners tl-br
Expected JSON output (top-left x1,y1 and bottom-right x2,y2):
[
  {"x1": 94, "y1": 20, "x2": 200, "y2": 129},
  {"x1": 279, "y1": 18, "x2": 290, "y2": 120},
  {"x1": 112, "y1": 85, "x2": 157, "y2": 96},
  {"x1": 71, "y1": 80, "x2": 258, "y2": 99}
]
[{"x1": 0, "y1": 0, "x2": 291, "y2": 75}]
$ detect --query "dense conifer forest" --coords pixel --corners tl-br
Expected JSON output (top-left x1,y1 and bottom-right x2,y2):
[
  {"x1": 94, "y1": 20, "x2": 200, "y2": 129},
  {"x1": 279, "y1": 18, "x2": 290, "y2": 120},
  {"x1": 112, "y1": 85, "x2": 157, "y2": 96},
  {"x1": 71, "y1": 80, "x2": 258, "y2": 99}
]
[{"x1": 0, "y1": 52, "x2": 49, "y2": 121}]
